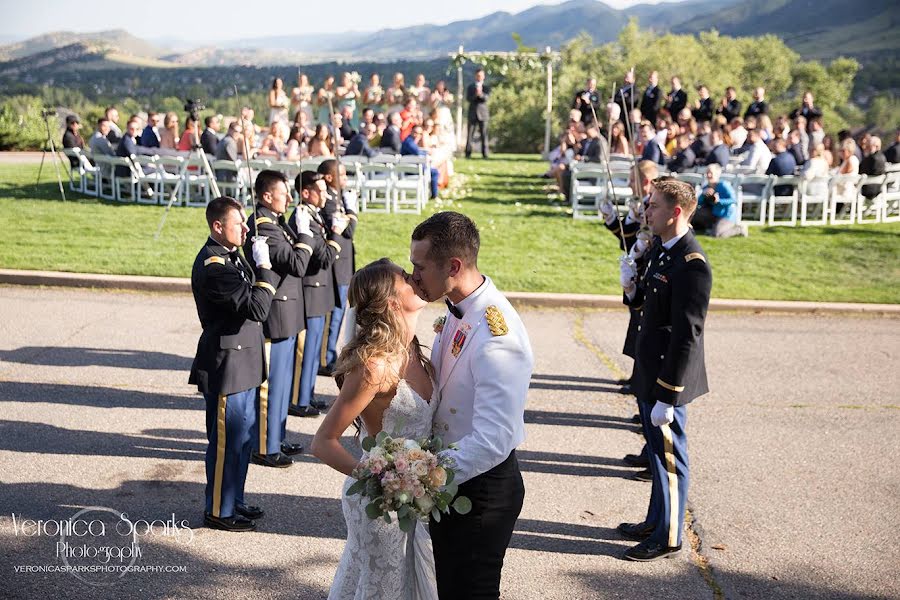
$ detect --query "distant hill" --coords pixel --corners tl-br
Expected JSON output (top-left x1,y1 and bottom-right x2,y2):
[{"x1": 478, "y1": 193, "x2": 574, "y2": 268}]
[{"x1": 0, "y1": 29, "x2": 164, "y2": 62}]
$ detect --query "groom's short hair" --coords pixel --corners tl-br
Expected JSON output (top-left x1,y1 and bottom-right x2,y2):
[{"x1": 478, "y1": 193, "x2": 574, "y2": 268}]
[{"x1": 412, "y1": 211, "x2": 480, "y2": 266}]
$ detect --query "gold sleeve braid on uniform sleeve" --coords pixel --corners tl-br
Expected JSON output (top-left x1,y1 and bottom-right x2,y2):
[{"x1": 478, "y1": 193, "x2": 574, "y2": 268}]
[
  {"x1": 256, "y1": 217, "x2": 275, "y2": 226},
  {"x1": 485, "y1": 305, "x2": 508, "y2": 336},
  {"x1": 684, "y1": 252, "x2": 706, "y2": 263}
]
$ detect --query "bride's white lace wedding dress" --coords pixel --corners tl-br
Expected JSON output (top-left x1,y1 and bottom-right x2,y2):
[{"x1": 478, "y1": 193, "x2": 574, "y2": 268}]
[{"x1": 328, "y1": 379, "x2": 439, "y2": 600}]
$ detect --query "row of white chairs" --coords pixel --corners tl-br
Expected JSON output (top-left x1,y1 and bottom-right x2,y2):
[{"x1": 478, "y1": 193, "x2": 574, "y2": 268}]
[
  {"x1": 569, "y1": 161, "x2": 900, "y2": 226},
  {"x1": 62, "y1": 148, "x2": 435, "y2": 215}
]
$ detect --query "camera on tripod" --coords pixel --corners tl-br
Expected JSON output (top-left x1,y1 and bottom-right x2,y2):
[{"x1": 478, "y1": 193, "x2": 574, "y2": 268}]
[
  {"x1": 40, "y1": 107, "x2": 57, "y2": 118},
  {"x1": 184, "y1": 98, "x2": 205, "y2": 121}
]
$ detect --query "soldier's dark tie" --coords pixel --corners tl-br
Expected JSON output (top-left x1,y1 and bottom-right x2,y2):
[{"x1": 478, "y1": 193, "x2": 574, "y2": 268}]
[{"x1": 445, "y1": 298, "x2": 463, "y2": 319}]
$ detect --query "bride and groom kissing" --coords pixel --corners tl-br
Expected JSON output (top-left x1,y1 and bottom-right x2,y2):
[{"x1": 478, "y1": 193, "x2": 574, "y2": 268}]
[{"x1": 311, "y1": 211, "x2": 534, "y2": 599}]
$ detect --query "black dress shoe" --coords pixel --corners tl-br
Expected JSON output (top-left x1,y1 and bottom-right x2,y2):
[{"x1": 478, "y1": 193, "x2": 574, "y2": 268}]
[
  {"x1": 619, "y1": 384, "x2": 634, "y2": 395},
  {"x1": 204, "y1": 513, "x2": 255, "y2": 532},
  {"x1": 280, "y1": 442, "x2": 304, "y2": 456},
  {"x1": 288, "y1": 405, "x2": 320, "y2": 417},
  {"x1": 633, "y1": 468, "x2": 653, "y2": 482},
  {"x1": 617, "y1": 521, "x2": 654, "y2": 541},
  {"x1": 317, "y1": 366, "x2": 334, "y2": 377},
  {"x1": 311, "y1": 400, "x2": 329, "y2": 410},
  {"x1": 624, "y1": 540, "x2": 682, "y2": 561},
  {"x1": 630, "y1": 413, "x2": 642, "y2": 424},
  {"x1": 235, "y1": 504, "x2": 265, "y2": 520},
  {"x1": 251, "y1": 452, "x2": 293, "y2": 468},
  {"x1": 624, "y1": 453, "x2": 650, "y2": 468},
  {"x1": 616, "y1": 377, "x2": 631, "y2": 385}
]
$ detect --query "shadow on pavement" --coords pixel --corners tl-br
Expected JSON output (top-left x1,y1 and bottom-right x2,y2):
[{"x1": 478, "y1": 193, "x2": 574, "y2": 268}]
[
  {"x1": 0, "y1": 381, "x2": 201, "y2": 411},
  {"x1": 0, "y1": 347, "x2": 193, "y2": 371},
  {"x1": 517, "y1": 449, "x2": 635, "y2": 479},
  {"x1": 525, "y1": 410, "x2": 639, "y2": 431},
  {"x1": 511, "y1": 518, "x2": 626, "y2": 557}
]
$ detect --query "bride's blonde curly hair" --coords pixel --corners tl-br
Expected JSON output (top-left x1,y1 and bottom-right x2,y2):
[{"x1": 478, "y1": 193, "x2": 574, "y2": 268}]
[{"x1": 334, "y1": 258, "x2": 432, "y2": 390}]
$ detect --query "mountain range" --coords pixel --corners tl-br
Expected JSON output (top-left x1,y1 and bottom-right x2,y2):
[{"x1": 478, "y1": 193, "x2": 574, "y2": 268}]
[{"x1": 0, "y1": 0, "x2": 896, "y2": 70}]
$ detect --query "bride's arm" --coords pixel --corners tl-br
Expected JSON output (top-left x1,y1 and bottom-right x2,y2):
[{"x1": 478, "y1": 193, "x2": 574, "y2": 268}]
[{"x1": 311, "y1": 363, "x2": 387, "y2": 476}]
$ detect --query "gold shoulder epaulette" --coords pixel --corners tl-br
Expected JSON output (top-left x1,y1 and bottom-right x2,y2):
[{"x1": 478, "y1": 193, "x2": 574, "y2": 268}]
[
  {"x1": 485, "y1": 305, "x2": 508, "y2": 336},
  {"x1": 203, "y1": 256, "x2": 226, "y2": 267},
  {"x1": 256, "y1": 216, "x2": 275, "y2": 226},
  {"x1": 684, "y1": 252, "x2": 706, "y2": 263}
]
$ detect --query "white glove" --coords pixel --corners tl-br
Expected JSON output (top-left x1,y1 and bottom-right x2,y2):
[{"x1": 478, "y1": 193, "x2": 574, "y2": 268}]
[
  {"x1": 343, "y1": 190, "x2": 359, "y2": 213},
  {"x1": 629, "y1": 237, "x2": 650, "y2": 260},
  {"x1": 331, "y1": 215, "x2": 349, "y2": 235},
  {"x1": 651, "y1": 401, "x2": 675, "y2": 427},
  {"x1": 293, "y1": 206, "x2": 313, "y2": 237},
  {"x1": 619, "y1": 259, "x2": 637, "y2": 290},
  {"x1": 251, "y1": 236, "x2": 271, "y2": 268},
  {"x1": 599, "y1": 199, "x2": 616, "y2": 224},
  {"x1": 626, "y1": 201, "x2": 642, "y2": 225}
]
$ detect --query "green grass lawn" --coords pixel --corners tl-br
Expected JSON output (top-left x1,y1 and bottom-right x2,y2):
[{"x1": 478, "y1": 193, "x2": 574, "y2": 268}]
[{"x1": 1, "y1": 155, "x2": 899, "y2": 303}]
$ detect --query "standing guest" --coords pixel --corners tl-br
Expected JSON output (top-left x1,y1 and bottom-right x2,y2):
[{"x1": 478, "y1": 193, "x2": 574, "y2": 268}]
[
  {"x1": 767, "y1": 138, "x2": 799, "y2": 196},
  {"x1": 717, "y1": 87, "x2": 742, "y2": 122},
  {"x1": 885, "y1": 130, "x2": 900, "y2": 164},
  {"x1": 141, "y1": 112, "x2": 162, "y2": 148},
  {"x1": 243, "y1": 171, "x2": 315, "y2": 469},
  {"x1": 189, "y1": 195, "x2": 279, "y2": 531},
  {"x1": 641, "y1": 71, "x2": 662, "y2": 125},
  {"x1": 159, "y1": 112, "x2": 180, "y2": 150},
  {"x1": 363, "y1": 73, "x2": 384, "y2": 111},
  {"x1": 618, "y1": 178, "x2": 712, "y2": 561},
  {"x1": 291, "y1": 73, "x2": 315, "y2": 124},
  {"x1": 317, "y1": 76, "x2": 337, "y2": 125},
  {"x1": 465, "y1": 68, "x2": 491, "y2": 159},
  {"x1": 573, "y1": 77, "x2": 602, "y2": 126},
  {"x1": 773, "y1": 115, "x2": 790, "y2": 141},
  {"x1": 336, "y1": 72, "x2": 360, "y2": 129},
  {"x1": 693, "y1": 164, "x2": 745, "y2": 237},
  {"x1": 308, "y1": 124, "x2": 334, "y2": 158},
  {"x1": 744, "y1": 87, "x2": 768, "y2": 120},
  {"x1": 317, "y1": 160, "x2": 357, "y2": 376},
  {"x1": 664, "y1": 77, "x2": 688, "y2": 119},
  {"x1": 177, "y1": 116, "x2": 200, "y2": 152},
  {"x1": 692, "y1": 85, "x2": 713, "y2": 122},
  {"x1": 345, "y1": 122, "x2": 378, "y2": 158},
  {"x1": 201, "y1": 115, "x2": 220, "y2": 156},
  {"x1": 431, "y1": 80, "x2": 454, "y2": 109},
  {"x1": 269, "y1": 77, "x2": 290, "y2": 126},
  {"x1": 702, "y1": 128, "x2": 730, "y2": 168},
  {"x1": 380, "y1": 111, "x2": 403, "y2": 154},
  {"x1": 667, "y1": 134, "x2": 696, "y2": 173},
  {"x1": 89, "y1": 118, "x2": 115, "y2": 157},
  {"x1": 288, "y1": 171, "x2": 341, "y2": 416},
  {"x1": 215, "y1": 122, "x2": 242, "y2": 182},
  {"x1": 105, "y1": 106, "x2": 122, "y2": 144},
  {"x1": 401, "y1": 125, "x2": 440, "y2": 199},
  {"x1": 386, "y1": 72, "x2": 406, "y2": 112},
  {"x1": 62, "y1": 115, "x2": 85, "y2": 166},
  {"x1": 790, "y1": 91, "x2": 822, "y2": 122},
  {"x1": 859, "y1": 136, "x2": 886, "y2": 200}
]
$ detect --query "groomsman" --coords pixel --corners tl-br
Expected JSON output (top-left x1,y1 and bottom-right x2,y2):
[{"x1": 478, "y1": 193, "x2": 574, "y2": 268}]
[
  {"x1": 618, "y1": 178, "x2": 712, "y2": 561},
  {"x1": 640, "y1": 71, "x2": 662, "y2": 125},
  {"x1": 243, "y1": 170, "x2": 315, "y2": 469},
  {"x1": 189, "y1": 196, "x2": 279, "y2": 532},
  {"x1": 465, "y1": 68, "x2": 491, "y2": 159},
  {"x1": 317, "y1": 159, "x2": 357, "y2": 376},
  {"x1": 573, "y1": 77, "x2": 602, "y2": 125},
  {"x1": 288, "y1": 171, "x2": 340, "y2": 416},
  {"x1": 664, "y1": 77, "x2": 688, "y2": 119}
]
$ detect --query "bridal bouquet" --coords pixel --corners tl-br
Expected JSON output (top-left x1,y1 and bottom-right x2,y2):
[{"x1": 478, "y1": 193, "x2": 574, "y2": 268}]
[{"x1": 347, "y1": 432, "x2": 471, "y2": 531}]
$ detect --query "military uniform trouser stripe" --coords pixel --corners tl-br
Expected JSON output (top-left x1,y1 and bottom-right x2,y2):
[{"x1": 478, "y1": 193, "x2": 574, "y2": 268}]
[
  {"x1": 212, "y1": 395, "x2": 227, "y2": 517},
  {"x1": 258, "y1": 340, "x2": 272, "y2": 453},
  {"x1": 660, "y1": 423, "x2": 680, "y2": 548},
  {"x1": 290, "y1": 330, "x2": 306, "y2": 406}
]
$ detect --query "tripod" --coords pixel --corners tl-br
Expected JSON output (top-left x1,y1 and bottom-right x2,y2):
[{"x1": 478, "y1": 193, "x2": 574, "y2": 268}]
[
  {"x1": 154, "y1": 121, "x2": 221, "y2": 239},
  {"x1": 36, "y1": 112, "x2": 68, "y2": 202}
]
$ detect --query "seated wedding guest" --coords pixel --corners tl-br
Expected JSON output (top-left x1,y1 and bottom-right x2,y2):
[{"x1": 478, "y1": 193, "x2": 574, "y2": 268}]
[
  {"x1": 386, "y1": 72, "x2": 406, "y2": 112},
  {"x1": 766, "y1": 138, "x2": 798, "y2": 195},
  {"x1": 338, "y1": 105, "x2": 356, "y2": 140},
  {"x1": 359, "y1": 107, "x2": 375, "y2": 127},
  {"x1": 105, "y1": 106, "x2": 122, "y2": 144},
  {"x1": 740, "y1": 128, "x2": 772, "y2": 173},
  {"x1": 667, "y1": 134, "x2": 696, "y2": 173},
  {"x1": 309, "y1": 123, "x2": 334, "y2": 157},
  {"x1": 606, "y1": 102, "x2": 622, "y2": 132},
  {"x1": 115, "y1": 119, "x2": 142, "y2": 177},
  {"x1": 159, "y1": 112, "x2": 180, "y2": 150},
  {"x1": 285, "y1": 125, "x2": 308, "y2": 160},
  {"x1": 62, "y1": 115, "x2": 85, "y2": 166},
  {"x1": 822, "y1": 135, "x2": 837, "y2": 167},
  {"x1": 399, "y1": 96, "x2": 419, "y2": 140},
  {"x1": 345, "y1": 122, "x2": 378, "y2": 158},
  {"x1": 400, "y1": 125, "x2": 440, "y2": 199},
  {"x1": 792, "y1": 116, "x2": 810, "y2": 162},
  {"x1": 717, "y1": 87, "x2": 742, "y2": 122},
  {"x1": 886, "y1": 129, "x2": 900, "y2": 164},
  {"x1": 609, "y1": 120, "x2": 630, "y2": 155},
  {"x1": 757, "y1": 114, "x2": 774, "y2": 143},
  {"x1": 702, "y1": 128, "x2": 730, "y2": 168},
  {"x1": 547, "y1": 119, "x2": 584, "y2": 187},
  {"x1": 89, "y1": 118, "x2": 115, "y2": 156},
  {"x1": 694, "y1": 163, "x2": 745, "y2": 238},
  {"x1": 831, "y1": 138, "x2": 860, "y2": 212},
  {"x1": 802, "y1": 143, "x2": 831, "y2": 192},
  {"x1": 409, "y1": 73, "x2": 430, "y2": 105},
  {"x1": 201, "y1": 115, "x2": 220, "y2": 156},
  {"x1": 838, "y1": 130, "x2": 864, "y2": 162},
  {"x1": 215, "y1": 121, "x2": 242, "y2": 182},
  {"x1": 692, "y1": 85, "x2": 713, "y2": 122},
  {"x1": 639, "y1": 121, "x2": 666, "y2": 165},
  {"x1": 664, "y1": 122, "x2": 680, "y2": 156},
  {"x1": 809, "y1": 117, "x2": 825, "y2": 151},
  {"x1": 141, "y1": 112, "x2": 162, "y2": 148},
  {"x1": 745, "y1": 87, "x2": 768, "y2": 120},
  {"x1": 729, "y1": 117, "x2": 748, "y2": 150},
  {"x1": 790, "y1": 91, "x2": 822, "y2": 122},
  {"x1": 577, "y1": 124, "x2": 607, "y2": 163},
  {"x1": 787, "y1": 130, "x2": 806, "y2": 166},
  {"x1": 676, "y1": 107, "x2": 693, "y2": 130},
  {"x1": 257, "y1": 122, "x2": 288, "y2": 159},
  {"x1": 773, "y1": 115, "x2": 790, "y2": 141},
  {"x1": 859, "y1": 136, "x2": 886, "y2": 200},
  {"x1": 292, "y1": 109, "x2": 314, "y2": 142},
  {"x1": 380, "y1": 111, "x2": 403, "y2": 154},
  {"x1": 177, "y1": 115, "x2": 200, "y2": 152},
  {"x1": 363, "y1": 73, "x2": 384, "y2": 110}
]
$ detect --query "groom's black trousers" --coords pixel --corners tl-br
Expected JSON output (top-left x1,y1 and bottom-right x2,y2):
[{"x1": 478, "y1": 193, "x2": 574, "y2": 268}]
[{"x1": 430, "y1": 450, "x2": 524, "y2": 599}]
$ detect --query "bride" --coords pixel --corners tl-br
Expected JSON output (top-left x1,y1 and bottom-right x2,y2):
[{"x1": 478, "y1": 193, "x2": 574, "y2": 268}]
[{"x1": 311, "y1": 258, "x2": 439, "y2": 600}]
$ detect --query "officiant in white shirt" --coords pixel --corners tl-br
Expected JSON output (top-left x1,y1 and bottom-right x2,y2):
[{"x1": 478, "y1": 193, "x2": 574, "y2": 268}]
[{"x1": 410, "y1": 211, "x2": 533, "y2": 599}]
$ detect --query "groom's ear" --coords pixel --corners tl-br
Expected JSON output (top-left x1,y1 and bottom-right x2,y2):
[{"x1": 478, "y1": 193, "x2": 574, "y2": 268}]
[{"x1": 448, "y1": 257, "x2": 462, "y2": 278}]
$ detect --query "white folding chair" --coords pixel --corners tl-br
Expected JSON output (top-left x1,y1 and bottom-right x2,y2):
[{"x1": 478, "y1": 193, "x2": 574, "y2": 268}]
[
  {"x1": 107, "y1": 156, "x2": 139, "y2": 202},
  {"x1": 212, "y1": 159, "x2": 248, "y2": 205},
  {"x1": 881, "y1": 172, "x2": 900, "y2": 222},
  {"x1": 737, "y1": 175, "x2": 772, "y2": 225},
  {"x1": 856, "y1": 174, "x2": 886, "y2": 224},
  {"x1": 828, "y1": 174, "x2": 861, "y2": 225},
  {"x1": 91, "y1": 155, "x2": 116, "y2": 200},
  {"x1": 183, "y1": 156, "x2": 213, "y2": 207},
  {"x1": 767, "y1": 175, "x2": 799, "y2": 226},
  {"x1": 371, "y1": 153, "x2": 399, "y2": 164},
  {"x1": 134, "y1": 155, "x2": 162, "y2": 204},
  {"x1": 799, "y1": 176, "x2": 830, "y2": 226},
  {"x1": 76, "y1": 151, "x2": 102, "y2": 197},
  {"x1": 359, "y1": 162, "x2": 393, "y2": 212},
  {"x1": 392, "y1": 163, "x2": 426, "y2": 214},
  {"x1": 61, "y1": 148, "x2": 85, "y2": 193},
  {"x1": 300, "y1": 157, "x2": 327, "y2": 172},
  {"x1": 340, "y1": 156, "x2": 366, "y2": 197},
  {"x1": 569, "y1": 166, "x2": 606, "y2": 220},
  {"x1": 675, "y1": 172, "x2": 704, "y2": 196}
]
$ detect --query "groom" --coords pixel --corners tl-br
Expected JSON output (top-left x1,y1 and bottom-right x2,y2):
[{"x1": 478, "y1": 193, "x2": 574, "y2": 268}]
[{"x1": 410, "y1": 211, "x2": 533, "y2": 599}]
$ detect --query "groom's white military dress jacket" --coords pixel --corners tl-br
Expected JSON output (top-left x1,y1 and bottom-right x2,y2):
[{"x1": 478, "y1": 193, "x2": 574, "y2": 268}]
[{"x1": 431, "y1": 276, "x2": 533, "y2": 484}]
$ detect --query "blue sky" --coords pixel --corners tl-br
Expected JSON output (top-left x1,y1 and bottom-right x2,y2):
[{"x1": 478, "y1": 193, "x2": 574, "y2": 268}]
[{"x1": 0, "y1": 0, "x2": 671, "y2": 42}]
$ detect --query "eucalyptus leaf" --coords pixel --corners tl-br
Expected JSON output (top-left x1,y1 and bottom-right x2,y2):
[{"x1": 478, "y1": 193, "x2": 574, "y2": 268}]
[
  {"x1": 361, "y1": 436, "x2": 375, "y2": 452},
  {"x1": 431, "y1": 508, "x2": 441, "y2": 522},
  {"x1": 444, "y1": 469, "x2": 455, "y2": 485},
  {"x1": 383, "y1": 513, "x2": 392, "y2": 524},
  {"x1": 346, "y1": 479, "x2": 366, "y2": 496},
  {"x1": 452, "y1": 496, "x2": 472, "y2": 515},
  {"x1": 375, "y1": 431, "x2": 389, "y2": 445},
  {"x1": 398, "y1": 516, "x2": 414, "y2": 532},
  {"x1": 365, "y1": 499, "x2": 383, "y2": 519},
  {"x1": 431, "y1": 436, "x2": 443, "y2": 452},
  {"x1": 444, "y1": 482, "x2": 458, "y2": 498}
]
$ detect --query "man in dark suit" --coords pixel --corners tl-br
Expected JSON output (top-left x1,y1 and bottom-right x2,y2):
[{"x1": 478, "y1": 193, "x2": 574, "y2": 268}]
[
  {"x1": 573, "y1": 77, "x2": 602, "y2": 126},
  {"x1": 744, "y1": 87, "x2": 768, "y2": 120},
  {"x1": 401, "y1": 125, "x2": 440, "y2": 199},
  {"x1": 201, "y1": 115, "x2": 220, "y2": 156},
  {"x1": 345, "y1": 123, "x2": 378, "y2": 158},
  {"x1": 716, "y1": 87, "x2": 742, "y2": 122},
  {"x1": 615, "y1": 69, "x2": 639, "y2": 122},
  {"x1": 618, "y1": 178, "x2": 712, "y2": 562},
  {"x1": 640, "y1": 123, "x2": 666, "y2": 166},
  {"x1": 243, "y1": 170, "x2": 315, "y2": 469},
  {"x1": 664, "y1": 77, "x2": 688, "y2": 120},
  {"x1": 885, "y1": 130, "x2": 900, "y2": 164},
  {"x1": 692, "y1": 85, "x2": 713, "y2": 122},
  {"x1": 380, "y1": 112, "x2": 403, "y2": 154},
  {"x1": 859, "y1": 136, "x2": 887, "y2": 199},
  {"x1": 189, "y1": 196, "x2": 279, "y2": 532},
  {"x1": 668, "y1": 134, "x2": 697, "y2": 173},
  {"x1": 790, "y1": 91, "x2": 822, "y2": 122},
  {"x1": 690, "y1": 122, "x2": 713, "y2": 163},
  {"x1": 465, "y1": 68, "x2": 490, "y2": 159},
  {"x1": 61, "y1": 115, "x2": 85, "y2": 167},
  {"x1": 140, "y1": 112, "x2": 161, "y2": 148},
  {"x1": 640, "y1": 71, "x2": 662, "y2": 125},
  {"x1": 214, "y1": 121, "x2": 242, "y2": 182},
  {"x1": 766, "y1": 138, "x2": 798, "y2": 196},
  {"x1": 702, "y1": 129, "x2": 730, "y2": 168},
  {"x1": 115, "y1": 119, "x2": 143, "y2": 178}
]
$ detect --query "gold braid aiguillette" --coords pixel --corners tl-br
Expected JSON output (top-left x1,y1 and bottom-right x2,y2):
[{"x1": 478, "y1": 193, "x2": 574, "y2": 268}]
[{"x1": 485, "y1": 305, "x2": 508, "y2": 336}]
